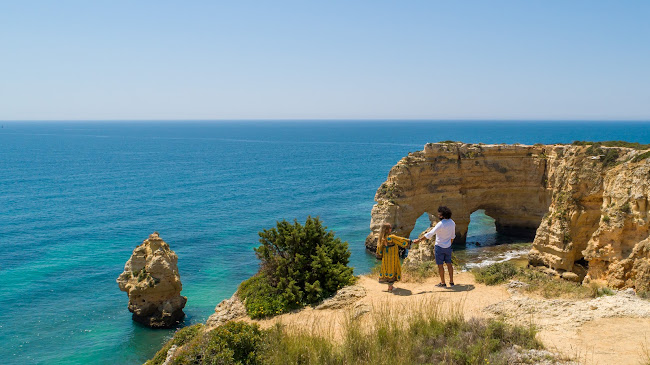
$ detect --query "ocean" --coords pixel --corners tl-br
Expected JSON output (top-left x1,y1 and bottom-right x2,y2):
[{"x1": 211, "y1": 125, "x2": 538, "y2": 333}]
[{"x1": 1, "y1": 120, "x2": 649, "y2": 364}]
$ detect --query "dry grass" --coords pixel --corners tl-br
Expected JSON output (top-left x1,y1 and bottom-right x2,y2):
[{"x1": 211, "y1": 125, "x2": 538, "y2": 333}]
[{"x1": 261, "y1": 297, "x2": 544, "y2": 365}]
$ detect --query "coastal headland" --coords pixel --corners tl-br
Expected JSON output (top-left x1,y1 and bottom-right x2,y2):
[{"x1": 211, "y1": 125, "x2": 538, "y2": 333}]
[
  {"x1": 148, "y1": 141, "x2": 650, "y2": 365},
  {"x1": 367, "y1": 142, "x2": 650, "y2": 292}
]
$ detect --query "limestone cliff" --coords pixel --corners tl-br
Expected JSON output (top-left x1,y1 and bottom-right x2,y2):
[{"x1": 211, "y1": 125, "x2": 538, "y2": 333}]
[
  {"x1": 368, "y1": 142, "x2": 650, "y2": 290},
  {"x1": 117, "y1": 232, "x2": 187, "y2": 328}
]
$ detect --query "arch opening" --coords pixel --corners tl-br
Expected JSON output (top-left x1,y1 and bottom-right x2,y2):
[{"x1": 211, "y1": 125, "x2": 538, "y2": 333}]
[
  {"x1": 465, "y1": 209, "x2": 497, "y2": 247},
  {"x1": 411, "y1": 212, "x2": 433, "y2": 239}
]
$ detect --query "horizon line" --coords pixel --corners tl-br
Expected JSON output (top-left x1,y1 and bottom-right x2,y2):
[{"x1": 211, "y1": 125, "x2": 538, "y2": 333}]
[{"x1": 2, "y1": 118, "x2": 650, "y2": 123}]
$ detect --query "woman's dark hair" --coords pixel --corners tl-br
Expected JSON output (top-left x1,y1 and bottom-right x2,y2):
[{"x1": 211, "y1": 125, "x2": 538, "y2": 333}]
[{"x1": 438, "y1": 206, "x2": 452, "y2": 219}]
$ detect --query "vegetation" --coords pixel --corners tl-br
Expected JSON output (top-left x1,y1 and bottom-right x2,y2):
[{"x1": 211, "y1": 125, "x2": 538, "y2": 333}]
[
  {"x1": 472, "y1": 262, "x2": 614, "y2": 299},
  {"x1": 632, "y1": 151, "x2": 650, "y2": 163},
  {"x1": 147, "y1": 301, "x2": 546, "y2": 365},
  {"x1": 620, "y1": 202, "x2": 631, "y2": 214},
  {"x1": 472, "y1": 262, "x2": 518, "y2": 285},
  {"x1": 601, "y1": 149, "x2": 620, "y2": 167},
  {"x1": 602, "y1": 214, "x2": 610, "y2": 223},
  {"x1": 238, "y1": 217, "x2": 355, "y2": 319},
  {"x1": 378, "y1": 182, "x2": 401, "y2": 202},
  {"x1": 145, "y1": 324, "x2": 205, "y2": 365},
  {"x1": 572, "y1": 140, "x2": 650, "y2": 149}
]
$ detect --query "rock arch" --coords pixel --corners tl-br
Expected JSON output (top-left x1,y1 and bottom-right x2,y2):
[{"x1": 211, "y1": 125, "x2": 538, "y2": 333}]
[
  {"x1": 366, "y1": 143, "x2": 551, "y2": 249},
  {"x1": 366, "y1": 142, "x2": 650, "y2": 290}
]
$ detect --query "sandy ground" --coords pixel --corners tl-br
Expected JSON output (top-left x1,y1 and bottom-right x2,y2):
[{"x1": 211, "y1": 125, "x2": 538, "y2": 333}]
[{"x1": 245, "y1": 272, "x2": 650, "y2": 365}]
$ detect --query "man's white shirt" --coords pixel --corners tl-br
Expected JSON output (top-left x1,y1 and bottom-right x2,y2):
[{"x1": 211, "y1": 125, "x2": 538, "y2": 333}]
[{"x1": 423, "y1": 219, "x2": 456, "y2": 248}]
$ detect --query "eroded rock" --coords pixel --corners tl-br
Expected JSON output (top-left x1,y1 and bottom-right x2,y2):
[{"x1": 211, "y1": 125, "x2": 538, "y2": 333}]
[
  {"x1": 205, "y1": 293, "x2": 246, "y2": 328},
  {"x1": 117, "y1": 232, "x2": 187, "y2": 328},
  {"x1": 316, "y1": 285, "x2": 367, "y2": 310},
  {"x1": 369, "y1": 142, "x2": 650, "y2": 290}
]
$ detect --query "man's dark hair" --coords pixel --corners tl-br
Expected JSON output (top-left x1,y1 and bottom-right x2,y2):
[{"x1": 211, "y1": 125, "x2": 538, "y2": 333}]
[{"x1": 438, "y1": 206, "x2": 452, "y2": 219}]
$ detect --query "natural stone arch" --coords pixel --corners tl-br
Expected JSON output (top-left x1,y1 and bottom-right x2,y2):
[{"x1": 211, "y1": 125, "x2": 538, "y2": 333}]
[
  {"x1": 367, "y1": 141, "x2": 650, "y2": 290},
  {"x1": 366, "y1": 143, "x2": 551, "y2": 251}
]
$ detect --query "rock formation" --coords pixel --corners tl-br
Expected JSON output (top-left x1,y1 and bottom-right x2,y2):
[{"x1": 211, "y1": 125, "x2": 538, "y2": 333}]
[
  {"x1": 368, "y1": 142, "x2": 650, "y2": 290},
  {"x1": 117, "y1": 232, "x2": 187, "y2": 328},
  {"x1": 205, "y1": 293, "x2": 246, "y2": 329}
]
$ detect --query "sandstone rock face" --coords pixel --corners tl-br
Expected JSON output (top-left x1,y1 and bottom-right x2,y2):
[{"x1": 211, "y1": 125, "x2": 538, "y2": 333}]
[
  {"x1": 205, "y1": 293, "x2": 246, "y2": 329},
  {"x1": 369, "y1": 142, "x2": 650, "y2": 290},
  {"x1": 117, "y1": 232, "x2": 187, "y2": 328},
  {"x1": 367, "y1": 143, "x2": 550, "y2": 250}
]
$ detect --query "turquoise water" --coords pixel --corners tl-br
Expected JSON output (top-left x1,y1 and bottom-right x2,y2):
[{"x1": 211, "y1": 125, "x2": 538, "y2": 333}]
[{"x1": 2, "y1": 120, "x2": 649, "y2": 364}]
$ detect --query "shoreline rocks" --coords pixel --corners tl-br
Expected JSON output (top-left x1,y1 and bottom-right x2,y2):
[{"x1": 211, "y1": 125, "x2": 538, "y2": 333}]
[{"x1": 117, "y1": 232, "x2": 187, "y2": 328}]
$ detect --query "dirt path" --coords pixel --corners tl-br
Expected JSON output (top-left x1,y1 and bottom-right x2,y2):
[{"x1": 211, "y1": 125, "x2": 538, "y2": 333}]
[
  {"x1": 244, "y1": 273, "x2": 650, "y2": 364},
  {"x1": 486, "y1": 287, "x2": 650, "y2": 365}
]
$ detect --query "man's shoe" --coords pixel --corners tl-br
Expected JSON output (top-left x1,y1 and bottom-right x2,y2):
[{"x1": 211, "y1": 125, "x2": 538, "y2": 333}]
[{"x1": 435, "y1": 282, "x2": 446, "y2": 288}]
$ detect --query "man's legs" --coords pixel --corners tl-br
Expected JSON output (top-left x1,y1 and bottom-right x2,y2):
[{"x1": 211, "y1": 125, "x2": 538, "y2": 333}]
[
  {"x1": 437, "y1": 264, "x2": 446, "y2": 284},
  {"x1": 446, "y1": 262, "x2": 454, "y2": 285}
]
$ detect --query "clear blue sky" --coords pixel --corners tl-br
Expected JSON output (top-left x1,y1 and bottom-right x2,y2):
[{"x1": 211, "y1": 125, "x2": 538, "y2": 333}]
[{"x1": 1, "y1": 1, "x2": 649, "y2": 120}]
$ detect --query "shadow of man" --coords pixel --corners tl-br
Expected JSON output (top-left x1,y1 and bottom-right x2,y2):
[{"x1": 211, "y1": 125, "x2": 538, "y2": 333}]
[
  {"x1": 447, "y1": 284, "x2": 475, "y2": 292},
  {"x1": 390, "y1": 288, "x2": 412, "y2": 296}
]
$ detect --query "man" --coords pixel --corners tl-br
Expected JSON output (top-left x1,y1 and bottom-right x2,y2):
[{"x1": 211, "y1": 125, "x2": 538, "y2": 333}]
[{"x1": 414, "y1": 206, "x2": 456, "y2": 287}]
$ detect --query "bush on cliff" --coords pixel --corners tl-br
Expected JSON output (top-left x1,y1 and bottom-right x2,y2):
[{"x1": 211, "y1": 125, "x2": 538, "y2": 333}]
[
  {"x1": 145, "y1": 321, "x2": 264, "y2": 365},
  {"x1": 239, "y1": 216, "x2": 355, "y2": 319}
]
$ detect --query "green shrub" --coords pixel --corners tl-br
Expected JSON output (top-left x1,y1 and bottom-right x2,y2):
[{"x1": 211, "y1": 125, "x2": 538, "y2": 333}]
[
  {"x1": 588, "y1": 282, "x2": 615, "y2": 297},
  {"x1": 239, "y1": 217, "x2": 354, "y2": 319},
  {"x1": 473, "y1": 263, "x2": 610, "y2": 299},
  {"x1": 472, "y1": 262, "x2": 518, "y2": 285},
  {"x1": 169, "y1": 321, "x2": 264, "y2": 365},
  {"x1": 633, "y1": 151, "x2": 650, "y2": 163},
  {"x1": 238, "y1": 275, "x2": 286, "y2": 318},
  {"x1": 620, "y1": 203, "x2": 631, "y2": 213},
  {"x1": 573, "y1": 140, "x2": 650, "y2": 149},
  {"x1": 602, "y1": 214, "x2": 610, "y2": 223},
  {"x1": 144, "y1": 324, "x2": 204, "y2": 365},
  {"x1": 601, "y1": 149, "x2": 620, "y2": 167}
]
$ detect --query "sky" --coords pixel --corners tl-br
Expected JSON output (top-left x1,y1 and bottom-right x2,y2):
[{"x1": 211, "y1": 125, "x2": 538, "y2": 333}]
[{"x1": 1, "y1": 0, "x2": 649, "y2": 121}]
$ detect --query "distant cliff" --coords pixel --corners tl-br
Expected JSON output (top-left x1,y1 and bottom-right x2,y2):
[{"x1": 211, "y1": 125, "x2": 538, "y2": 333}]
[{"x1": 368, "y1": 142, "x2": 650, "y2": 291}]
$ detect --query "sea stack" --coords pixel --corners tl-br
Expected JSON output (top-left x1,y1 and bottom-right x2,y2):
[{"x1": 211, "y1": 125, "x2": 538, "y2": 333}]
[{"x1": 117, "y1": 232, "x2": 187, "y2": 328}]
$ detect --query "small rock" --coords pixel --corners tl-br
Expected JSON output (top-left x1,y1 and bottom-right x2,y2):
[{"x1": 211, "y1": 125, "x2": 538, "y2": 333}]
[
  {"x1": 316, "y1": 285, "x2": 367, "y2": 310},
  {"x1": 162, "y1": 345, "x2": 178, "y2": 365},
  {"x1": 561, "y1": 272, "x2": 581, "y2": 282}
]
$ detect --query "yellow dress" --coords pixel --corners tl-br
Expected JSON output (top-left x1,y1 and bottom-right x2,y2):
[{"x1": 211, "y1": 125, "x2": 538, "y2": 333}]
[{"x1": 377, "y1": 234, "x2": 411, "y2": 282}]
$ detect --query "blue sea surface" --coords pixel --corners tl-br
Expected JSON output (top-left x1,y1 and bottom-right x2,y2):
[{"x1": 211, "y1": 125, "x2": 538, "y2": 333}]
[{"x1": 1, "y1": 120, "x2": 649, "y2": 364}]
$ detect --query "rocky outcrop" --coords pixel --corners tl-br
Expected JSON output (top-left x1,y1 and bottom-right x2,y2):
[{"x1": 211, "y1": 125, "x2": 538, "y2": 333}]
[
  {"x1": 367, "y1": 143, "x2": 550, "y2": 250},
  {"x1": 205, "y1": 293, "x2": 246, "y2": 329},
  {"x1": 117, "y1": 232, "x2": 187, "y2": 328},
  {"x1": 315, "y1": 285, "x2": 366, "y2": 310},
  {"x1": 368, "y1": 142, "x2": 650, "y2": 290}
]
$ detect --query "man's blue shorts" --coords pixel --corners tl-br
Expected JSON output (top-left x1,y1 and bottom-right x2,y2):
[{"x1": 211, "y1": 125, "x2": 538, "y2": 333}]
[{"x1": 434, "y1": 245, "x2": 452, "y2": 265}]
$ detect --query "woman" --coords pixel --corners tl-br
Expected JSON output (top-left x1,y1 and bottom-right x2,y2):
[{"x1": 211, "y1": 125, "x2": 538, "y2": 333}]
[{"x1": 376, "y1": 223, "x2": 411, "y2": 292}]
